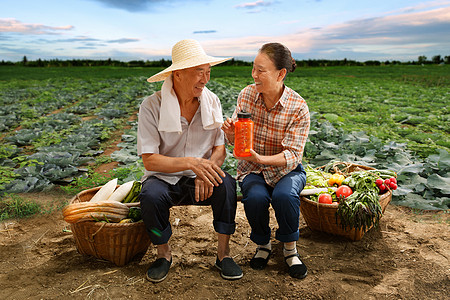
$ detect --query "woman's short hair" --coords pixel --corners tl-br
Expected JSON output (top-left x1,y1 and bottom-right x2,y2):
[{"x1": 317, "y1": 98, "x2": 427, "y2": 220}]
[{"x1": 260, "y1": 43, "x2": 296, "y2": 74}]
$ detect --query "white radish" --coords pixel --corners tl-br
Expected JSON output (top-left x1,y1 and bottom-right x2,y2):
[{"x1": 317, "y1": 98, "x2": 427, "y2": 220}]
[
  {"x1": 107, "y1": 180, "x2": 135, "y2": 202},
  {"x1": 90, "y1": 178, "x2": 118, "y2": 202},
  {"x1": 300, "y1": 187, "x2": 337, "y2": 196}
]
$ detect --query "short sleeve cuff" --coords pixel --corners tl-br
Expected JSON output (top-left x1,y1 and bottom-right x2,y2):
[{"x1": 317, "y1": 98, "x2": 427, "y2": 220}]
[{"x1": 138, "y1": 146, "x2": 159, "y2": 156}]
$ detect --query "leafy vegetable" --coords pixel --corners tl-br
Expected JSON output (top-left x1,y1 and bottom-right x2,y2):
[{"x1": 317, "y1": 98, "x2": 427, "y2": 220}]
[
  {"x1": 337, "y1": 190, "x2": 382, "y2": 231},
  {"x1": 305, "y1": 166, "x2": 331, "y2": 188},
  {"x1": 122, "y1": 181, "x2": 142, "y2": 203},
  {"x1": 127, "y1": 207, "x2": 142, "y2": 222}
]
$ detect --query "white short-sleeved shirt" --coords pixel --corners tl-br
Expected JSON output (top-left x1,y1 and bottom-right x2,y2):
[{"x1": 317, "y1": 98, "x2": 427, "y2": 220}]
[{"x1": 137, "y1": 91, "x2": 225, "y2": 184}]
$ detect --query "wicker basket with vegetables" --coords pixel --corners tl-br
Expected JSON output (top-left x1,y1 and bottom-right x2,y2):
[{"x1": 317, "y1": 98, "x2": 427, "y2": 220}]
[
  {"x1": 300, "y1": 161, "x2": 397, "y2": 241},
  {"x1": 63, "y1": 179, "x2": 150, "y2": 266}
]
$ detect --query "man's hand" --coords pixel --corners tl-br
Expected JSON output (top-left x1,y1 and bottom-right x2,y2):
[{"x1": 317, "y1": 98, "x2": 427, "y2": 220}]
[
  {"x1": 195, "y1": 177, "x2": 213, "y2": 202},
  {"x1": 189, "y1": 157, "x2": 225, "y2": 187}
]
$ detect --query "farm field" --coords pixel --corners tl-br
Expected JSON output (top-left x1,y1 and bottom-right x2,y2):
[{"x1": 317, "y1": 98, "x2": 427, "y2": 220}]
[
  {"x1": 0, "y1": 65, "x2": 449, "y2": 300},
  {"x1": 1, "y1": 65, "x2": 449, "y2": 211}
]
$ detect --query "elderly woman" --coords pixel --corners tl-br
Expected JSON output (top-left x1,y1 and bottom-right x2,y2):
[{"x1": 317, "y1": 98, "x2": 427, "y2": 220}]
[{"x1": 222, "y1": 42, "x2": 310, "y2": 279}]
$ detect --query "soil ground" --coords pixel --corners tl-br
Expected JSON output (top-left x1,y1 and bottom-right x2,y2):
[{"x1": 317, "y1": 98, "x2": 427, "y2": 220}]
[{"x1": 0, "y1": 190, "x2": 449, "y2": 300}]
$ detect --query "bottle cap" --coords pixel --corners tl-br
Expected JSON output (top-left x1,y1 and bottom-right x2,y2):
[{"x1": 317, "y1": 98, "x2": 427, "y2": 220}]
[{"x1": 237, "y1": 111, "x2": 251, "y2": 119}]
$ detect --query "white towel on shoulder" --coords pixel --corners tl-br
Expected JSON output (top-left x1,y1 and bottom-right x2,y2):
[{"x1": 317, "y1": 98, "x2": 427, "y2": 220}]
[
  {"x1": 158, "y1": 75, "x2": 223, "y2": 133},
  {"x1": 199, "y1": 86, "x2": 223, "y2": 130},
  {"x1": 158, "y1": 75, "x2": 182, "y2": 133}
]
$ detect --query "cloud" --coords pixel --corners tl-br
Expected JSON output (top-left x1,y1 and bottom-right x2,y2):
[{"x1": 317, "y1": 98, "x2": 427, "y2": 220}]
[
  {"x1": 200, "y1": 5, "x2": 450, "y2": 61},
  {"x1": 383, "y1": 0, "x2": 450, "y2": 15},
  {"x1": 0, "y1": 44, "x2": 42, "y2": 55},
  {"x1": 85, "y1": 42, "x2": 107, "y2": 47},
  {"x1": 235, "y1": 1, "x2": 273, "y2": 9},
  {"x1": 0, "y1": 18, "x2": 73, "y2": 35},
  {"x1": 88, "y1": 0, "x2": 206, "y2": 12},
  {"x1": 282, "y1": 6, "x2": 450, "y2": 60},
  {"x1": 27, "y1": 36, "x2": 137, "y2": 46},
  {"x1": 308, "y1": 7, "x2": 450, "y2": 47},
  {"x1": 107, "y1": 38, "x2": 140, "y2": 43},
  {"x1": 0, "y1": 35, "x2": 14, "y2": 41},
  {"x1": 88, "y1": 0, "x2": 157, "y2": 12},
  {"x1": 193, "y1": 30, "x2": 217, "y2": 34},
  {"x1": 55, "y1": 37, "x2": 101, "y2": 43}
]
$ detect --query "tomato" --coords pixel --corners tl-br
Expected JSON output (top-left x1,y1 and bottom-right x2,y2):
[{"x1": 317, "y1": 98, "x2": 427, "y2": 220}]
[
  {"x1": 336, "y1": 185, "x2": 353, "y2": 199},
  {"x1": 318, "y1": 193, "x2": 333, "y2": 204}
]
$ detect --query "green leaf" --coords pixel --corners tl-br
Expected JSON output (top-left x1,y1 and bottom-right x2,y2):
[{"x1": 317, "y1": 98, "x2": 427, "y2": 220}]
[
  {"x1": 427, "y1": 174, "x2": 450, "y2": 194},
  {"x1": 396, "y1": 193, "x2": 440, "y2": 210},
  {"x1": 398, "y1": 163, "x2": 424, "y2": 174},
  {"x1": 321, "y1": 141, "x2": 339, "y2": 149},
  {"x1": 427, "y1": 149, "x2": 450, "y2": 171},
  {"x1": 323, "y1": 113, "x2": 345, "y2": 123},
  {"x1": 394, "y1": 186, "x2": 414, "y2": 196}
]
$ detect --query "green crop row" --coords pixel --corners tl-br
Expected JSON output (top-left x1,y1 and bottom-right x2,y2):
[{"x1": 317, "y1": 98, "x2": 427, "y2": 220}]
[{"x1": 0, "y1": 65, "x2": 448, "y2": 211}]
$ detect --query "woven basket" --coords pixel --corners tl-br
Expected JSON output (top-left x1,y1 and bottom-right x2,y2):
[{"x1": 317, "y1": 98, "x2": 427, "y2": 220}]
[
  {"x1": 68, "y1": 186, "x2": 151, "y2": 266},
  {"x1": 300, "y1": 162, "x2": 392, "y2": 241}
]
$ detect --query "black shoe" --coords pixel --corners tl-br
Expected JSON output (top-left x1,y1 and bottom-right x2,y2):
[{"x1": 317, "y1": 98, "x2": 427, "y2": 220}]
[
  {"x1": 249, "y1": 247, "x2": 271, "y2": 270},
  {"x1": 285, "y1": 253, "x2": 307, "y2": 279},
  {"x1": 146, "y1": 257, "x2": 172, "y2": 283},
  {"x1": 215, "y1": 257, "x2": 243, "y2": 280}
]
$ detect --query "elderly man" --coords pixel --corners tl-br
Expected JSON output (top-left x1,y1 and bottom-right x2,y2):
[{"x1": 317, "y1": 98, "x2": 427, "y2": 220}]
[{"x1": 137, "y1": 39, "x2": 242, "y2": 282}]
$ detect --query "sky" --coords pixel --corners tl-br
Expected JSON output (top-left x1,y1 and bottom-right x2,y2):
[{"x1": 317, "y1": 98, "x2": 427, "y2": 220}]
[{"x1": 1, "y1": 0, "x2": 449, "y2": 62}]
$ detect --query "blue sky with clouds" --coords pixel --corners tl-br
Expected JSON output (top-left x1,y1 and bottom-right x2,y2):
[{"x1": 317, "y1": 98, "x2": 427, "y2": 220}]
[{"x1": 1, "y1": 0, "x2": 449, "y2": 62}]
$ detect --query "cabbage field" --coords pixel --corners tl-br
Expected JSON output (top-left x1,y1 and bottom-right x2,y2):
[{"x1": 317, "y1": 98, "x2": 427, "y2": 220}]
[{"x1": 0, "y1": 65, "x2": 449, "y2": 210}]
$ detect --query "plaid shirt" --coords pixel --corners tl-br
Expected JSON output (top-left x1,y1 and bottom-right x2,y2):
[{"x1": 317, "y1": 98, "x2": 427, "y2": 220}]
[{"x1": 232, "y1": 84, "x2": 310, "y2": 187}]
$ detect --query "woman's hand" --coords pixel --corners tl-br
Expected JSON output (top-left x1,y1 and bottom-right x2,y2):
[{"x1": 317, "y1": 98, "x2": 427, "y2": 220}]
[
  {"x1": 221, "y1": 117, "x2": 235, "y2": 143},
  {"x1": 234, "y1": 149, "x2": 261, "y2": 163},
  {"x1": 195, "y1": 177, "x2": 213, "y2": 202},
  {"x1": 234, "y1": 150, "x2": 287, "y2": 167}
]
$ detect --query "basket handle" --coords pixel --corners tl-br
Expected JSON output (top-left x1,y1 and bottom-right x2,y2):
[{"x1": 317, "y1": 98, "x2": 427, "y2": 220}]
[
  {"x1": 315, "y1": 202, "x2": 324, "y2": 232},
  {"x1": 88, "y1": 222, "x2": 107, "y2": 242}
]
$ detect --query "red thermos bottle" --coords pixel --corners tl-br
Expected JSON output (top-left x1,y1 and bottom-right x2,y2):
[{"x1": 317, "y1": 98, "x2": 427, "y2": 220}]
[{"x1": 234, "y1": 111, "x2": 254, "y2": 157}]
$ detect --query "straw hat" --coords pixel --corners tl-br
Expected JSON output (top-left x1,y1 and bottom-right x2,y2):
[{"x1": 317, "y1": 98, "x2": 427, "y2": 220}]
[{"x1": 147, "y1": 39, "x2": 232, "y2": 83}]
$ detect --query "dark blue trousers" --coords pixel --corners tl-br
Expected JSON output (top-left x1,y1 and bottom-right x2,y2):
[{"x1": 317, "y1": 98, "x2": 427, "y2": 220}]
[
  {"x1": 139, "y1": 173, "x2": 237, "y2": 245},
  {"x1": 239, "y1": 164, "x2": 306, "y2": 245}
]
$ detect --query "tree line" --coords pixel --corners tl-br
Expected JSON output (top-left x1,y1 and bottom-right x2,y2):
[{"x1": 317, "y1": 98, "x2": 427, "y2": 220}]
[{"x1": 1, "y1": 55, "x2": 448, "y2": 68}]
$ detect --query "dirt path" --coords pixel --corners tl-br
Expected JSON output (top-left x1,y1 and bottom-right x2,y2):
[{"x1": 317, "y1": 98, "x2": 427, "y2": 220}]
[{"x1": 0, "y1": 191, "x2": 449, "y2": 300}]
